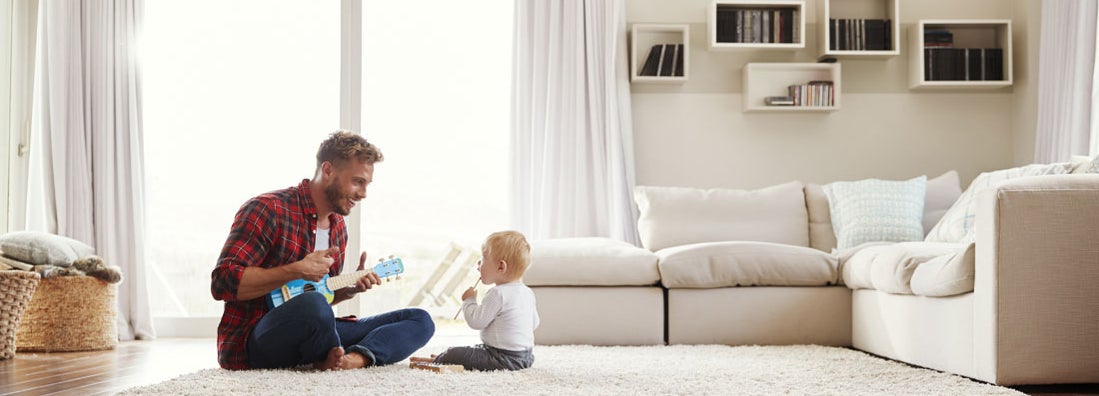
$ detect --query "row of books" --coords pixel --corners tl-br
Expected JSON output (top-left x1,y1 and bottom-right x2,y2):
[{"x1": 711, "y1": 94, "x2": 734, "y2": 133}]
[
  {"x1": 924, "y1": 48, "x2": 1004, "y2": 81},
  {"x1": 924, "y1": 29, "x2": 954, "y2": 47},
  {"x1": 766, "y1": 81, "x2": 835, "y2": 107},
  {"x1": 715, "y1": 7, "x2": 799, "y2": 44},
  {"x1": 639, "y1": 44, "x2": 685, "y2": 77},
  {"x1": 829, "y1": 19, "x2": 892, "y2": 51}
]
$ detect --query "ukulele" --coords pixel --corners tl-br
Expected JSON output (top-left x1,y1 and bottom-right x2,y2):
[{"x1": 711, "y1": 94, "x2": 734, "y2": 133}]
[{"x1": 266, "y1": 257, "x2": 405, "y2": 308}]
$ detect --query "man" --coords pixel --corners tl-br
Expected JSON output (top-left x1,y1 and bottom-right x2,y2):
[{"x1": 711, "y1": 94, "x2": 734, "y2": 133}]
[{"x1": 211, "y1": 130, "x2": 435, "y2": 370}]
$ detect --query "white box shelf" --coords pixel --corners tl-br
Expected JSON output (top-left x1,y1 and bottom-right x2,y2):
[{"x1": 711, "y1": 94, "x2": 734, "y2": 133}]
[
  {"x1": 631, "y1": 24, "x2": 689, "y2": 84},
  {"x1": 909, "y1": 19, "x2": 1012, "y2": 90},
  {"x1": 709, "y1": 0, "x2": 806, "y2": 50},
  {"x1": 743, "y1": 63, "x2": 841, "y2": 112},
  {"x1": 817, "y1": 0, "x2": 900, "y2": 58}
]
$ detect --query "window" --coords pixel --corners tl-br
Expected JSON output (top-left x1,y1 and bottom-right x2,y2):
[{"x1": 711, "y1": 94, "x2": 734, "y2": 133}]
[
  {"x1": 142, "y1": 1, "x2": 512, "y2": 320},
  {"x1": 143, "y1": 0, "x2": 340, "y2": 317},
  {"x1": 355, "y1": 1, "x2": 513, "y2": 316}
]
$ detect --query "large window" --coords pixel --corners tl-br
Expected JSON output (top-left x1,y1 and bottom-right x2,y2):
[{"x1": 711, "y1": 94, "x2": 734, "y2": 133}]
[
  {"x1": 355, "y1": 2, "x2": 512, "y2": 316},
  {"x1": 143, "y1": 1, "x2": 512, "y2": 320}
]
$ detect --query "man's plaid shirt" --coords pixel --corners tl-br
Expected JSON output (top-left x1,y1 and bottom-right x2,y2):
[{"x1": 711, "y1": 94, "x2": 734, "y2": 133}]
[{"x1": 211, "y1": 179, "x2": 346, "y2": 369}]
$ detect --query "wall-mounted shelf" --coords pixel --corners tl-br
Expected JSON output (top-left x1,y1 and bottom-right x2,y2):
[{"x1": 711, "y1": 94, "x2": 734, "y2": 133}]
[
  {"x1": 631, "y1": 24, "x2": 689, "y2": 84},
  {"x1": 708, "y1": 0, "x2": 805, "y2": 50},
  {"x1": 817, "y1": 0, "x2": 899, "y2": 58},
  {"x1": 743, "y1": 63, "x2": 841, "y2": 112},
  {"x1": 908, "y1": 19, "x2": 1012, "y2": 90}
]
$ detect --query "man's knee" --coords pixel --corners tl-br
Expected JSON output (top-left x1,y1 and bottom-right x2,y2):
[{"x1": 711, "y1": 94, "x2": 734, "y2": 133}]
[
  {"x1": 284, "y1": 292, "x2": 335, "y2": 324},
  {"x1": 403, "y1": 308, "x2": 435, "y2": 336}
]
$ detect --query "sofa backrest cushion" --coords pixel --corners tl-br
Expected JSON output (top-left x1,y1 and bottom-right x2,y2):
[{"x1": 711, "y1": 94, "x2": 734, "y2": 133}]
[
  {"x1": 526, "y1": 237, "x2": 660, "y2": 286},
  {"x1": 634, "y1": 181, "x2": 808, "y2": 252},
  {"x1": 925, "y1": 162, "x2": 1076, "y2": 243},
  {"x1": 805, "y1": 171, "x2": 963, "y2": 252}
]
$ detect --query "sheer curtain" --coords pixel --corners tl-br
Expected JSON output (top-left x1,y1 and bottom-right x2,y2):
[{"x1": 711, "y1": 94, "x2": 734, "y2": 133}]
[
  {"x1": 33, "y1": 0, "x2": 153, "y2": 340},
  {"x1": 1034, "y1": 0, "x2": 1098, "y2": 163},
  {"x1": 511, "y1": 0, "x2": 639, "y2": 244}
]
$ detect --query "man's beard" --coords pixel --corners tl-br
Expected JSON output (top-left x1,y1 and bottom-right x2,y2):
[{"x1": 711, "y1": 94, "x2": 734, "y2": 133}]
[{"x1": 324, "y1": 180, "x2": 352, "y2": 216}]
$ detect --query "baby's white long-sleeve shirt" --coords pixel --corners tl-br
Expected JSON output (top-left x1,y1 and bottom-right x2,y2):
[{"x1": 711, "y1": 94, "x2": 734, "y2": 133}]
[{"x1": 461, "y1": 281, "x2": 540, "y2": 351}]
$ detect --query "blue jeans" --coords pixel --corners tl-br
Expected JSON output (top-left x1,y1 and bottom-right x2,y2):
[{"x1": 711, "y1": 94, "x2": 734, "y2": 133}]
[{"x1": 246, "y1": 292, "x2": 435, "y2": 369}]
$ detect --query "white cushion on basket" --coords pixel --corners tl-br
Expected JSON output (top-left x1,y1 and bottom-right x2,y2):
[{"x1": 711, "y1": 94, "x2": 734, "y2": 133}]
[{"x1": 0, "y1": 231, "x2": 94, "y2": 266}]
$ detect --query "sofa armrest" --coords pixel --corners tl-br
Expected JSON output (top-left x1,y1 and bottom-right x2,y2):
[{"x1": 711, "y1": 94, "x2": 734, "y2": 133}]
[{"x1": 973, "y1": 174, "x2": 1099, "y2": 385}]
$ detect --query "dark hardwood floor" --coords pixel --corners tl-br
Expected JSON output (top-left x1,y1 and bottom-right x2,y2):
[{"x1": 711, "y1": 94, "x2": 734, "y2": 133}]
[
  {"x1": 1, "y1": 336, "x2": 1096, "y2": 395},
  {"x1": 0, "y1": 338, "x2": 217, "y2": 395}
]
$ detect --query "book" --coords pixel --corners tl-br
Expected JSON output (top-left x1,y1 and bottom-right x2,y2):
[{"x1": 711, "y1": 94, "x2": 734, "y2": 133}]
[
  {"x1": 674, "y1": 44, "x2": 684, "y2": 76},
  {"x1": 765, "y1": 96, "x2": 795, "y2": 106},
  {"x1": 659, "y1": 44, "x2": 675, "y2": 76},
  {"x1": 653, "y1": 44, "x2": 667, "y2": 76},
  {"x1": 640, "y1": 44, "x2": 662, "y2": 76}
]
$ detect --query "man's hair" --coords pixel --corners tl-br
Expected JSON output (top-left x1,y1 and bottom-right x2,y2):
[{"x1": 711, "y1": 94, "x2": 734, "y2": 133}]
[
  {"x1": 316, "y1": 130, "x2": 384, "y2": 170},
  {"x1": 483, "y1": 230, "x2": 531, "y2": 277}
]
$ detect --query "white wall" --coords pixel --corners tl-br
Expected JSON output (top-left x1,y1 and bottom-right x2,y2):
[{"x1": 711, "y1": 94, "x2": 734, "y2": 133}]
[{"x1": 629, "y1": 0, "x2": 1034, "y2": 189}]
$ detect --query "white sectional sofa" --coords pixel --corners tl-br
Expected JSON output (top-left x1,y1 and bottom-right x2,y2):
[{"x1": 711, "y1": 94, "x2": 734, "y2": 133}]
[{"x1": 525, "y1": 165, "x2": 1099, "y2": 386}]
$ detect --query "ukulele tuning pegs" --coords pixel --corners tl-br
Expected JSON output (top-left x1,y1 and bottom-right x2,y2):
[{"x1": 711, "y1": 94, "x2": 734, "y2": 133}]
[
  {"x1": 378, "y1": 258, "x2": 384, "y2": 263},
  {"x1": 388, "y1": 254, "x2": 394, "y2": 259}
]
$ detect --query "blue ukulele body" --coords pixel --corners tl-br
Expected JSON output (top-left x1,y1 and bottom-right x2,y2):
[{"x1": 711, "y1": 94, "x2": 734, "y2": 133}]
[{"x1": 266, "y1": 257, "x2": 405, "y2": 309}]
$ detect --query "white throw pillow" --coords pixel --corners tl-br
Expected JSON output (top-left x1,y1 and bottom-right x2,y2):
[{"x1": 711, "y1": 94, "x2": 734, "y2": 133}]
[
  {"x1": 823, "y1": 176, "x2": 927, "y2": 250},
  {"x1": 922, "y1": 171, "x2": 963, "y2": 233},
  {"x1": 925, "y1": 162, "x2": 1077, "y2": 243},
  {"x1": 0, "y1": 231, "x2": 95, "y2": 266},
  {"x1": 1091, "y1": 155, "x2": 1099, "y2": 173},
  {"x1": 634, "y1": 182, "x2": 808, "y2": 252}
]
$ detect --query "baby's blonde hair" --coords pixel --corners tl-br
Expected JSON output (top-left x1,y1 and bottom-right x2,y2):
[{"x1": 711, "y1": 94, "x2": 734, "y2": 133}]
[{"x1": 483, "y1": 231, "x2": 531, "y2": 278}]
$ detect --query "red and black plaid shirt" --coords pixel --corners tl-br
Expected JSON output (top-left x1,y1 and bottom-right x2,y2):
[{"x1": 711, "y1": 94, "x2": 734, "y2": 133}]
[{"x1": 211, "y1": 179, "x2": 346, "y2": 370}]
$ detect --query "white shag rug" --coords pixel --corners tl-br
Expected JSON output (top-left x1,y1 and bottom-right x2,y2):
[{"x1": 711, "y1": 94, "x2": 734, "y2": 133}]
[{"x1": 120, "y1": 345, "x2": 1022, "y2": 395}]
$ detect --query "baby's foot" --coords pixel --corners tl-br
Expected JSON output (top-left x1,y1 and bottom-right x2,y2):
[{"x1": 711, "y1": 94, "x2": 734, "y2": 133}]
[{"x1": 314, "y1": 347, "x2": 345, "y2": 371}]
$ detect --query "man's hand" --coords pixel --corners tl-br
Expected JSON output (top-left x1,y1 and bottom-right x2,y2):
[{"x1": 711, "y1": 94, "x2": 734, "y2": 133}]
[
  {"x1": 332, "y1": 251, "x2": 381, "y2": 305},
  {"x1": 294, "y1": 247, "x2": 339, "y2": 282},
  {"x1": 461, "y1": 287, "x2": 477, "y2": 301}
]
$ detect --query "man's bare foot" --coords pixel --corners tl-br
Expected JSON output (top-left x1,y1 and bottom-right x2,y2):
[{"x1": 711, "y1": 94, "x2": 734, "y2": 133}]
[
  {"x1": 314, "y1": 346, "x2": 345, "y2": 371},
  {"x1": 337, "y1": 351, "x2": 370, "y2": 370}
]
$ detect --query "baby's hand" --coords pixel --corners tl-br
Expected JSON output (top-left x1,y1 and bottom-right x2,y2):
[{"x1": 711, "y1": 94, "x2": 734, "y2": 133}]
[{"x1": 461, "y1": 287, "x2": 476, "y2": 301}]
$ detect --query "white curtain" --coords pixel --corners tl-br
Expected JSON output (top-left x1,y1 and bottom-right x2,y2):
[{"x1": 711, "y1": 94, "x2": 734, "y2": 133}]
[
  {"x1": 1034, "y1": 0, "x2": 1098, "y2": 163},
  {"x1": 3, "y1": 0, "x2": 38, "y2": 232},
  {"x1": 35, "y1": 0, "x2": 154, "y2": 340},
  {"x1": 511, "y1": 0, "x2": 639, "y2": 244}
]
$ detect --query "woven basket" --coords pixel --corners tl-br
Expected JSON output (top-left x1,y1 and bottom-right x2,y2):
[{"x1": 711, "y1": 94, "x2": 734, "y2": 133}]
[
  {"x1": 16, "y1": 276, "x2": 118, "y2": 352},
  {"x1": 1, "y1": 270, "x2": 41, "y2": 359}
]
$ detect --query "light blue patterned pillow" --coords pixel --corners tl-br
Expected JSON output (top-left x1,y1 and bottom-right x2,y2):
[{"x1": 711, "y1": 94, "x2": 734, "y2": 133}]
[
  {"x1": 823, "y1": 176, "x2": 927, "y2": 250},
  {"x1": 925, "y1": 162, "x2": 1076, "y2": 243}
]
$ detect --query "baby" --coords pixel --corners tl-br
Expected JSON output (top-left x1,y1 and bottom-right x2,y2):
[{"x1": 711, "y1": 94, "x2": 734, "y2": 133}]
[{"x1": 415, "y1": 230, "x2": 540, "y2": 371}]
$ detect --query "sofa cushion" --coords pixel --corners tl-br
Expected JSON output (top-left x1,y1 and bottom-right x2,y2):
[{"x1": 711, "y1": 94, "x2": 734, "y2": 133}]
[
  {"x1": 910, "y1": 243, "x2": 975, "y2": 297},
  {"x1": 656, "y1": 241, "x2": 838, "y2": 289},
  {"x1": 840, "y1": 241, "x2": 969, "y2": 295},
  {"x1": 525, "y1": 237, "x2": 660, "y2": 286},
  {"x1": 926, "y1": 162, "x2": 1076, "y2": 244},
  {"x1": 634, "y1": 182, "x2": 808, "y2": 252},
  {"x1": 806, "y1": 171, "x2": 963, "y2": 253},
  {"x1": 824, "y1": 176, "x2": 927, "y2": 250},
  {"x1": 0, "y1": 231, "x2": 95, "y2": 266}
]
